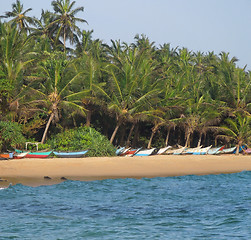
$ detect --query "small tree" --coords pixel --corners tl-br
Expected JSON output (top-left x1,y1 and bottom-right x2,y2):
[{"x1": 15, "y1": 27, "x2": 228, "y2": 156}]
[{"x1": 0, "y1": 121, "x2": 26, "y2": 151}]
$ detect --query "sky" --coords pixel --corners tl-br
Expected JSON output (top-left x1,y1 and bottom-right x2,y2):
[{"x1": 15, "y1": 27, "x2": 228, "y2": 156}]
[{"x1": 1, "y1": 0, "x2": 251, "y2": 69}]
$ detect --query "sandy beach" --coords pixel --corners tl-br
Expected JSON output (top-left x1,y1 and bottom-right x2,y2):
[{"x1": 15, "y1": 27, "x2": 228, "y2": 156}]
[{"x1": 0, "y1": 154, "x2": 251, "y2": 187}]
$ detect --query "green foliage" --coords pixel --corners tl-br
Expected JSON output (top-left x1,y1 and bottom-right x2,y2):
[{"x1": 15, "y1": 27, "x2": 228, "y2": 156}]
[
  {"x1": 0, "y1": 121, "x2": 26, "y2": 151},
  {"x1": 48, "y1": 126, "x2": 116, "y2": 157}
]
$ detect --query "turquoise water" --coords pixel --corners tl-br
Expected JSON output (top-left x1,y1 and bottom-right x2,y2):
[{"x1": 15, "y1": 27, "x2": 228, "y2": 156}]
[{"x1": 1, "y1": 172, "x2": 251, "y2": 239}]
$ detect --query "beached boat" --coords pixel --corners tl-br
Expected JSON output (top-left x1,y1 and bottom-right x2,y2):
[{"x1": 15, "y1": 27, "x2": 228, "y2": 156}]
[
  {"x1": 207, "y1": 146, "x2": 225, "y2": 155},
  {"x1": 119, "y1": 147, "x2": 131, "y2": 156},
  {"x1": 233, "y1": 145, "x2": 246, "y2": 154},
  {"x1": 26, "y1": 151, "x2": 53, "y2": 158},
  {"x1": 134, "y1": 148, "x2": 156, "y2": 157},
  {"x1": 13, "y1": 152, "x2": 29, "y2": 159},
  {"x1": 218, "y1": 146, "x2": 237, "y2": 154},
  {"x1": 0, "y1": 153, "x2": 14, "y2": 159},
  {"x1": 15, "y1": 149, "x2": 53, "y2": 158},
  {"x1": 243, "y1": 148, "x2": 251, "y2": 154},
  {"x1": 156, "y1": 146, "x2": 172, "y2": 155},
  {"x1": 182, "y1": 146, "x2": 202, "y2": 154},
  {"x1": 116, "y1": 147, "x2": 125, "y2": 156},
  {"x1": 123, "y1": 148, "x2": 142, "y2": 157},
  {"x1": 165, "y1": 147, "x2": 186, "y2": 155},
  {"x1": 192, "y1": 146, "x2": 212, "y2": 155},
  {"x1": 53, "y1": 150, "x2": 88, "y2": 158}
]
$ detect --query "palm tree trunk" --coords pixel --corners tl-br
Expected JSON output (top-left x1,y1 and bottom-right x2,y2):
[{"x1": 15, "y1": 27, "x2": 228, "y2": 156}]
[
  {"x1": 41, "y1": 112, "x2": 54, "y2": 144},
  {"x1": 185, "y1": 132, "x2": 191, "y2": 147},
  {"x1": 119, "y1": 126, "x2": 126, "y2": 146},
  {"x1": 63, "y1": 28, "x2": 66, "y2": 53},
  {"x1": 197, "y1": 133, "x2": 203, "y2": 147},
  {"x1": 126, "y1": 123, "x2": 135, "y2": 147},
  {"x1": 110, "y1": 122, "x2": 121, "y2": 144},
  {"x1": 165, "y1": 127, "x2": 171, "y2": 146},
  {"x1": 132, "y1": 124, "x2": 139, "y2": 146},
  {"x1": 85, "y1": 110, "x2": 92, "y2": 127}
]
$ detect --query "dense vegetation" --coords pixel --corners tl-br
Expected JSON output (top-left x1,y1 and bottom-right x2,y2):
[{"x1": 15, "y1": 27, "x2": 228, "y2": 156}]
[{"x1": 0, "y1": 0, "x2": 250, "y2": 152}]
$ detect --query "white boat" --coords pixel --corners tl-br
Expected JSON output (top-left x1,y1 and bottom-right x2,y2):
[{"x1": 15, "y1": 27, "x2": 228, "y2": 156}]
[
  {"x1": 192, "y1": 146, "x2": 212, "y2": 155},
  {"x1": 172, "y1": 147, "x2": 186, "y2": 155},
  {"x1": 134, "y1": 148, "x2": 156, "y2": 156},
  {"x1": 207, "y1": 146, "x2": 225, "y2": 155},
  {"x1": 13, "y1": 152, "x2": 29, "y2": 159},
  {"x1": 218, "y1": 146, "x2": 236, "y2": 154},
  {"x1": 182, "y1": 146, "x2": 202, "y2": 154},
  {"x1": 156, "y1": 146, "x2": 172, "y2": 155}
]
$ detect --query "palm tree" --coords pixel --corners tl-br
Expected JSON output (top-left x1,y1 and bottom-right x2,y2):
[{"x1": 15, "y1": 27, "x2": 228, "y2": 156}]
[
  {"x1": 51, "y1": 0, "x2": 87, "y2": 52},
  {"x1": 104, "y1": 41, "x2": 159, "y2": 144},
  {"x1": 216, "y1": 113, "x2": 251, "y2": 154},
  {"x1": 0, "y1": 22, "x2": 35, "y2": 121},
  {"x1": 26, "y1": 52, "x2": 85, "y2": 143},
  {"x1": 0, "y1": 0, "x2": 35, "y2": 31}
]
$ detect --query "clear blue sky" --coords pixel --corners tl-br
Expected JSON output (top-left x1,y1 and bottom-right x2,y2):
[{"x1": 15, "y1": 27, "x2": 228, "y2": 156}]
[{"x1": 1, "y1": 0, "x2": 251, "y2": 69}]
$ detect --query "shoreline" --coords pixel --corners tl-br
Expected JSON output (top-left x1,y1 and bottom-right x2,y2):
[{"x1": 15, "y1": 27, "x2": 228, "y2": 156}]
[{"x1": 0, "y1": 155, "x2": 251, "y2": 187}]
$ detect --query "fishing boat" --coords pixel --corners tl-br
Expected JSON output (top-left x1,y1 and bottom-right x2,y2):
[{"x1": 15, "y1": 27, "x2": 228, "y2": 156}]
[
  {"x1": 134, "y1": 148, "x2": 156, "y2": 157},
  {"x1": 26, "y1": 151, "x2": 53, "y2": 158},
  {"x1": 207, "y1": 146, "x2": 225, "y2": 155},
  {"x1": 182, "y1": 146, "x2": 202, "y2": 154},
  {"x1": 156, "y1": 146, "x2": 172, "y2": 155},
  {"x1": 53, "y1": 150, "x2": 88, "y2": 158},
  {"x1": 123, "y1": 148, "x2": 142, "y2": 157},
  {"x1": 243, "y1": 148, "x2": 251, "y2": 154},
  {"x1": 0, "y1": 153, "x2": 14, "y2": 159},
  {"x1": 218, "y1": 146, "x2": 236, "y2": 154},
  {"x1": 119, "y1": 147, "x2": 131, "y2": 156},
  {"x1": 192, "y1": 146, "x2": 212, "y2": 155},
  {"x1": 115, "y1": 147, "x2": 125, "y2": 156},
  {"x1": 15, "y1": 149, "x2": 53, "y2": 158},
  {"x1": 13, "y1": 152, "x2": 29, "y2": 159},
  {"x1": 165, "y1": 147, "x2": 186, "y2": 155},
  {"x1": 233, "y1": 145, "x2": 246, "y2": 154}
]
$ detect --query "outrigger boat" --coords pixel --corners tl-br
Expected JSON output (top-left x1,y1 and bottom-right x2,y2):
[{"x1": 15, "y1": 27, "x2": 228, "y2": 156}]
[
  {"x1": 156, "y1": 146, "x2": 172, "y2": 155},
  {"x1": 0, "y1": 153, "x2": 14, "y2": 159},
  {"x1": 123, "y1": 148, "x2": 142, "y2": 157},
  {"x1": 15, "y1": 149, "x2": 53, "y2": 158},
  {"x1": 13, "y1": 152, "x2": 29, "y2": 159},
  {"x1": 134, "y1": 148, "x2": 156, "y2": 156},
  {"x1": 192, "y1": 146, "x2": 212, "y2": 155},
  {"x1": 218, "y1": 146, "x2": 236, "y2": 154},
  {"x1": 182, "y1": 146, "x2": 202, "y2": 154},
  {"x1": 207, "y1": 146, "x2": 225, "y2": 155},
  {"x1": 53, "y1": 150, "x2": 88, "y2": 158}
]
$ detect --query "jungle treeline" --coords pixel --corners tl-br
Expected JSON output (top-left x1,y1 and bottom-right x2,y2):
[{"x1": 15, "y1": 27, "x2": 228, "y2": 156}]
[{"x1": 0, "y1": 0, "x2": 250, "y2": 150}]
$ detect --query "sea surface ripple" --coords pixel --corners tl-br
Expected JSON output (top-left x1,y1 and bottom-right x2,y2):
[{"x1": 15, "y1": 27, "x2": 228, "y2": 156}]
[{"x1": 1, "y1": 172, "x2": 251, "y2": 239}]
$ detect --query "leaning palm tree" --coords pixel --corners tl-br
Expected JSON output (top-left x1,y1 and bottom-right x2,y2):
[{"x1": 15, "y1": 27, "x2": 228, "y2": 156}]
[
  {"x1": 51, "y1": 0, "x2": 87, "y2": 52},
  {"x1": 0, "y1": 0, "x2": 35, "y2": 31},
  {"x1": 216, "y1": 113, "x2": 251, "y2": 154}
]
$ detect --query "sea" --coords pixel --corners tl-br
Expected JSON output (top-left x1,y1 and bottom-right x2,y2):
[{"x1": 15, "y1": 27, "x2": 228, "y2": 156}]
[{"x1": 0, "y1": 172, "x2": 251, "y2": 239}]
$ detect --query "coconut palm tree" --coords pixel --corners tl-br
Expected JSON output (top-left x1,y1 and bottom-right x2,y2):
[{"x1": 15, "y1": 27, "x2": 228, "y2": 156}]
[
  {"x1": 216, "y1": 113, "x2": 251, "y2": 154},
  {"x1": 51, "y1": 0, "x2": 87, "y2": 52},
  {"x1": 103, "y1": 41, "x2": 159, "y2": 144},
  {"x1": 0, "y1": 22, "x2": 35, "y2": 121},
  {"x1": 26, "y1": 51, "x2": 86, "y2": 143},
  {"x1": 0, "y1": 0, "x2": 35, "y2": 32}
]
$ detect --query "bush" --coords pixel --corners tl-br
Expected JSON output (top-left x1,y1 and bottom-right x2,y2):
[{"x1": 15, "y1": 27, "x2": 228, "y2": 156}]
[
  {"x1": 0, "y1": 121, "x2": 26, "y2": 151},
  {"x1": 48, "y1": 126, "x2": 116, "y2": 157}
]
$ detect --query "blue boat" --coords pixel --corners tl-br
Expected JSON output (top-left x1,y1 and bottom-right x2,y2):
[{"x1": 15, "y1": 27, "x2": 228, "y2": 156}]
[{"x1": 53, "y1": 150, "x2": 88, "y2": 158}]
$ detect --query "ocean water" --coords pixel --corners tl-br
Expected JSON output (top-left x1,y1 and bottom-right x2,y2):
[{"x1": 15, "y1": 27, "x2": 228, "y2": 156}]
[{"x1": 1, "y1": 172, "x2": 251, "y2": 239}]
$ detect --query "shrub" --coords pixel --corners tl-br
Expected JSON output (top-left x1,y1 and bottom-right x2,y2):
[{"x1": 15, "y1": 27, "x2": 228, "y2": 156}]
[
  {"x1": 48, "y1": 126, "x2": 116, "y2": 157},
  {"x1": 0, "y1": 121, "x2": 26, "y2": 151}
]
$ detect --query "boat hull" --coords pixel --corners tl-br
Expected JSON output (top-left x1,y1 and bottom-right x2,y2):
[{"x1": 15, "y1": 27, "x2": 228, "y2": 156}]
[
  {"x1": 26, "y1": 151, "x2": 53, "y2": 158},
  {"x1": 53, "y1": 150, "x2": 88, "y2": 158},
  {"x1": 134, "y1": 148, "x2": 156, "y2": 157}
]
